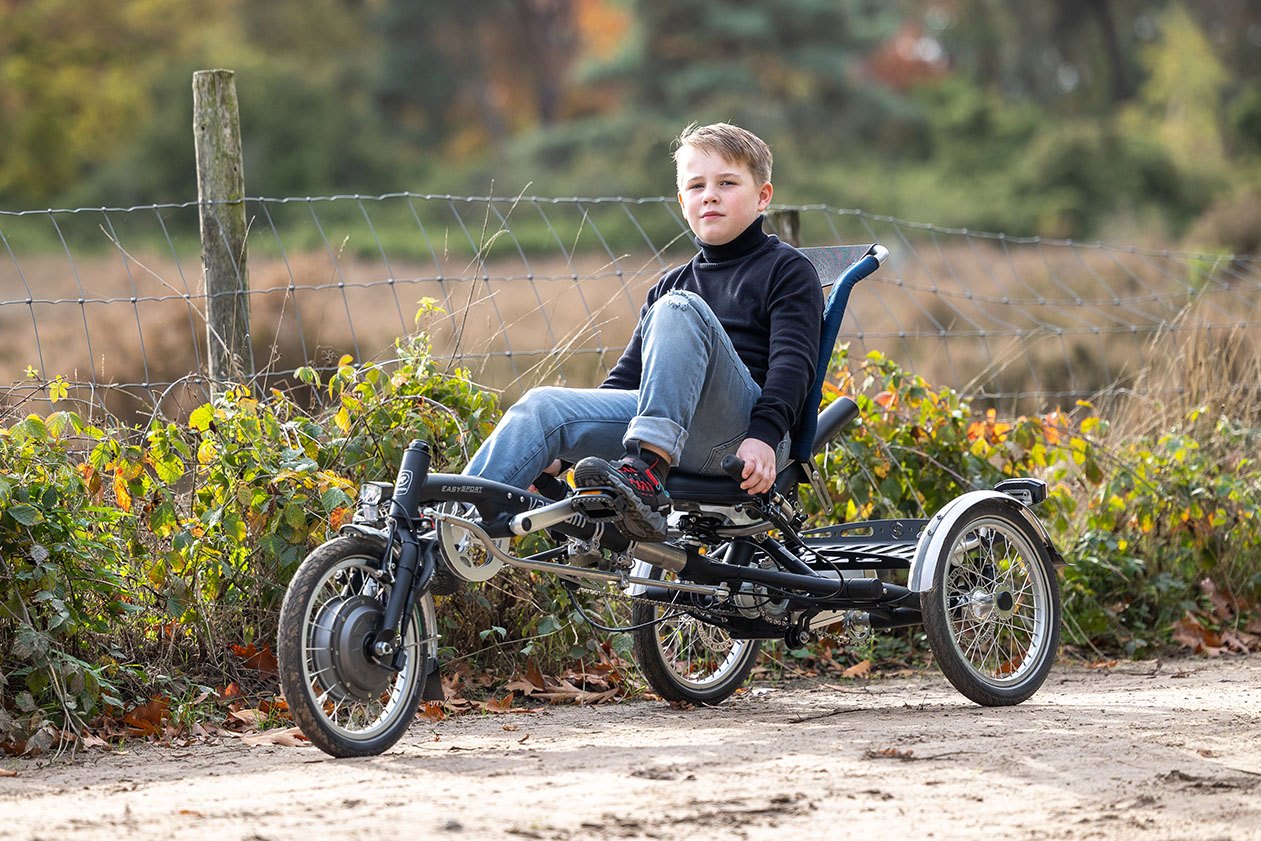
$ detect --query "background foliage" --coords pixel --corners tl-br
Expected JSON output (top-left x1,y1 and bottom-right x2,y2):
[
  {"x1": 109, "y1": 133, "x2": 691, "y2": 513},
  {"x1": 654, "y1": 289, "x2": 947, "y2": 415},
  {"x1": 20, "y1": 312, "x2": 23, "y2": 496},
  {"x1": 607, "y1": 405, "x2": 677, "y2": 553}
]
[
  {"x1": 3, "y1": 331, "x2": 1257, "y2": 747},
  {"x1": 3, "y1": 1, "x2": 1261, "y2": 252}
]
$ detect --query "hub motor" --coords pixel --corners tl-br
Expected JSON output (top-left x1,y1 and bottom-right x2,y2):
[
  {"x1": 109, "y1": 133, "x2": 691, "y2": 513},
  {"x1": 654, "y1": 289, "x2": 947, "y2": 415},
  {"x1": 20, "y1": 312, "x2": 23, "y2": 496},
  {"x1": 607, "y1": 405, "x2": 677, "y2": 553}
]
[{"x1": 309, "y1": 595, "x2": 394, "y2": 702}]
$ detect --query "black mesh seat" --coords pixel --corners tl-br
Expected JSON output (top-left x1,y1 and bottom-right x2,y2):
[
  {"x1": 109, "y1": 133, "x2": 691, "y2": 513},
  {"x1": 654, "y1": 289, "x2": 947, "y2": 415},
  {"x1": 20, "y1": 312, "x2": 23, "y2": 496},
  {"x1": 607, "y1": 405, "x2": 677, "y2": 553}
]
[{"x1": 665, "y1": 243, "x2": 885, "y2": 502}]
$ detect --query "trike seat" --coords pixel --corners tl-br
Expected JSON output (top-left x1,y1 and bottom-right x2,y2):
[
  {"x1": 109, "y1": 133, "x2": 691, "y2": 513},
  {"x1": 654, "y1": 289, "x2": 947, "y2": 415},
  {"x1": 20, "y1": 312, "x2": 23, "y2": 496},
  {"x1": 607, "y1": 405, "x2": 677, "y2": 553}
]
[{"x1": 665, "y1": 242, "x2": 886, "y2": 499}]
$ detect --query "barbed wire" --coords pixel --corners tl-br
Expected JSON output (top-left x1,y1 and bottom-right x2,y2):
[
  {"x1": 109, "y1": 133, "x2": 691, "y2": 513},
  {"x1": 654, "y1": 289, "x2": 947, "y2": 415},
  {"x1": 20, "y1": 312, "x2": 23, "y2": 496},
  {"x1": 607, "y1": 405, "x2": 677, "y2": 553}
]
[{"x1": 1, "y1": 193, "x2": 1257, "y2": 423}]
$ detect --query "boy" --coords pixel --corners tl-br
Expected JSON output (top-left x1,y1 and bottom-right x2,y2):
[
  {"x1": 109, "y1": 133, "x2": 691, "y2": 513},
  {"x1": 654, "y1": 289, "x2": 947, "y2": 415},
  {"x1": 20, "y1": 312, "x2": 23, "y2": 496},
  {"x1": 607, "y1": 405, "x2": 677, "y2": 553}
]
[{"x1": 463, "y1": 122, "x2": 823, "y2": 541}]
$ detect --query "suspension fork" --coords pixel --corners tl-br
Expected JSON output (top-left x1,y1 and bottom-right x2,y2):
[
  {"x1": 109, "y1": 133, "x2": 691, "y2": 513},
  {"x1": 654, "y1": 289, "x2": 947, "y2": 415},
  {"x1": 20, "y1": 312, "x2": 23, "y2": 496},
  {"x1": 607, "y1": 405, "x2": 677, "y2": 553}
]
[{"x1": 372, "y1": 440, "x2": 437, "y2": 660}]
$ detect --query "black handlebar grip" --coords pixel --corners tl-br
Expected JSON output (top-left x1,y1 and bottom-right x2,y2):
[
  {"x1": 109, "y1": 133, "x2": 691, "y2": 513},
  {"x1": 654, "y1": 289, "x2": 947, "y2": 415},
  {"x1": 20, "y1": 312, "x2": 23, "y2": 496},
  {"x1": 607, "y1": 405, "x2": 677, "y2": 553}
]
[{"x1": 721, "y1": 455, "x2": 745, "y2": 482}]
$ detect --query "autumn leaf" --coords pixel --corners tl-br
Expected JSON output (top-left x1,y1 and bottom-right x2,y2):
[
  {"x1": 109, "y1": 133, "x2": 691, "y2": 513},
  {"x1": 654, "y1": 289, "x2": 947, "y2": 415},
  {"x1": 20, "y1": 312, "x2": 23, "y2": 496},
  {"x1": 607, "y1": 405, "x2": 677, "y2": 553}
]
[
  {"x1": 483, "y1": 692, "x2": 515, "y2": 713},
  {"x1": 865, "y1": 747, "x2": 915, "y2": 760},
  {"x1": 525, "y1": 659, "x2": 547, "y2": 691},
  {"x1": 230, "y1": 642, "x2": 279, "y2": 675},
  {"x1": 228, "y1": 709, "x2": 264, "y2": 728},
  {"x1": 328, "y1": 506, "x2": 352, "y2": 532},
  {"x1": 123, "y1": 696, "x2": 170, "y2": 735},
  {"x1": 242, "y1": 727, "x2": 309, "y2": 748},
  {"x1": 842, "y1": 659, "x2": 872, "y2": 679},
  {"x1": 420, "y1": 702, "x2": 446, "y2": 722},
  {"x1": 1200, "y1": 578, "x2": 1236, "y2": 622}
]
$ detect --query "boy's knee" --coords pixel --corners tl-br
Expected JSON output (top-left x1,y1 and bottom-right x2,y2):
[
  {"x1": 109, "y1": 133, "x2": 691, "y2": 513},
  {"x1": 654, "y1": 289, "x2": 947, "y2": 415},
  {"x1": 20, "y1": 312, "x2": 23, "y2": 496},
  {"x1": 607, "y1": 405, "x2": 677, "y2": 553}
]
[
  {"x1": 650, "y1": 290, "x2": 712, "y2": 324},
  {"x1": 509, "y1": 386, "x2": 565, "y2": 423}
]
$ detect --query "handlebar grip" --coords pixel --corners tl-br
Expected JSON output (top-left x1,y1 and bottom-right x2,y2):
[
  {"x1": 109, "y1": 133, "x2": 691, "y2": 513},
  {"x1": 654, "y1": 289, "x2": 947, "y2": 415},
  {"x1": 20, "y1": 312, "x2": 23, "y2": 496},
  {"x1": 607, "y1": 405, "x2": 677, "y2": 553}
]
[{"x1": 721, "y1": 455, "x2": 745, "y2": 482}]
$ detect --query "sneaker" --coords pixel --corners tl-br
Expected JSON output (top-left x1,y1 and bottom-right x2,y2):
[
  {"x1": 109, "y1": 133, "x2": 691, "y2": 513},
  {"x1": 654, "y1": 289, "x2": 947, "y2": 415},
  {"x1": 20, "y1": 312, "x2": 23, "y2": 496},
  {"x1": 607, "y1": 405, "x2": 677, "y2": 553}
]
[{"x1": 572, "y1": 450, "x2": 671, "y2": 541}]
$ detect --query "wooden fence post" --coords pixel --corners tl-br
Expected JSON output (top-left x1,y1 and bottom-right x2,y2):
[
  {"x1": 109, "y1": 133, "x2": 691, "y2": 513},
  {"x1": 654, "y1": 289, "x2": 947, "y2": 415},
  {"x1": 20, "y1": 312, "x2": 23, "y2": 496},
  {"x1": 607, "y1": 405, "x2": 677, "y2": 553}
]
[
  {"x1": 764, "y1": 209, "x2": 801, "y2": 247},
  {"x1": 193, "y1": 69, "x2": 254, "y2": 388}
]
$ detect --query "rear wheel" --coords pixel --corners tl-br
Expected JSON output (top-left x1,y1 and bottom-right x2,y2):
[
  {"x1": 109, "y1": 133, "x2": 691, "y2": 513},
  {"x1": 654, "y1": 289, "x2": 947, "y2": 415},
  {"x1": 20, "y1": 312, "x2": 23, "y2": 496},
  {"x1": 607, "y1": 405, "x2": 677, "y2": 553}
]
[
  {"x1": 630, "y1": 565, "x2": 760, "y2": 704},
  {"x1": 277, "y1": 535, "x2": 436, "y2": 757},
  {"x1": 920, "y1": 501, "x2": 1060, "y2": 706}
]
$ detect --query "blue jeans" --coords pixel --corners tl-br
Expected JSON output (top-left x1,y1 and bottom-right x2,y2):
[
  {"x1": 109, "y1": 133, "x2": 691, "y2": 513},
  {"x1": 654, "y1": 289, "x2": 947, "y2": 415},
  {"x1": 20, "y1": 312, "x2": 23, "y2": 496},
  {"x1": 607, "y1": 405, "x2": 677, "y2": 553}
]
[{"x1": 464, "y1": 290, "x2": 781, "y2": 489}]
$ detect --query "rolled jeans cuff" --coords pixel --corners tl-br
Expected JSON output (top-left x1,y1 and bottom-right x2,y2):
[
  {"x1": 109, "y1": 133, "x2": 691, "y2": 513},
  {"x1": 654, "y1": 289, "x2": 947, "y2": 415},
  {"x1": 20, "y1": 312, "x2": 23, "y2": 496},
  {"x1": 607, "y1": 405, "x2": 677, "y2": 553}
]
[{"x1": 624, "y1": 416, "x2": 687, "y2": 465}]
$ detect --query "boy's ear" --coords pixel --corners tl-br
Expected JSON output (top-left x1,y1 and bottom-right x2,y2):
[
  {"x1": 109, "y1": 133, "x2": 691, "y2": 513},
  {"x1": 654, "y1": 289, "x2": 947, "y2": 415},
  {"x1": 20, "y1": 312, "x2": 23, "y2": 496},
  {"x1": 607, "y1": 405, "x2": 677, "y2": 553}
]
[{"x1": 758, "y1": 182, "x2": 773, "y2": 211}]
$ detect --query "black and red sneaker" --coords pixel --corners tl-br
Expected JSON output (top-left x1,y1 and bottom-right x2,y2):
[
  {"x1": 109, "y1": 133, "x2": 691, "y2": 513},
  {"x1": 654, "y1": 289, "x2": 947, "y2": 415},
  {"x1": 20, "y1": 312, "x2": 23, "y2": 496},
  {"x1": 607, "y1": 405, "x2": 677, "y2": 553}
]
[{"x1": 572, "y1": 450, "x2": 671, "y2": 541}]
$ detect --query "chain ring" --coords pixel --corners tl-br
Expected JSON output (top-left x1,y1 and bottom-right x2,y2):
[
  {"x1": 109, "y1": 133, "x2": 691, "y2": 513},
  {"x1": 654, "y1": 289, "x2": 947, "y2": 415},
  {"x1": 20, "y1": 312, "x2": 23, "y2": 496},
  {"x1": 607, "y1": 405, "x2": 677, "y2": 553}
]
[{"x1": 435, "y1": 502, "x2": 506, "y2": 582}]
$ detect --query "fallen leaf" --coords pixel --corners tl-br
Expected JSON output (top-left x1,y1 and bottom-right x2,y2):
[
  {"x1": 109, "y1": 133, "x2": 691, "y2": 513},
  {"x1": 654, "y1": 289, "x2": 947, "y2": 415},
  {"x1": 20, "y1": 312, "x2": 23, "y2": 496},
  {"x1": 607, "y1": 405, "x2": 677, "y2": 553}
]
[
  {"x1": 241, "y1": 726, "x2": 309, "y2": 748},
  {"x1": 0, "y1": 768, "x2": 16, "y2": 777},
  {"x1": 842, "y1": 659, "x2": 872, "y2": 679},
  {"x1": 483, "y1": 692, "x2": 515, "y2": 713},
  {"x1": 123, "y1": 696, "x2": 170, "y2": 735},
  {"x1": 79, "y1": 733, "x2": 110, "y2": 749},
  {"x1": 525, "y1": 659, "x2": 547, "y2": 691},
  {"x1": 517, "y1": 733, "x2": 530, "y2": 744},
  {"x1": 1086, "y1": 659, "x2": 1119, "y2": 670},
  {"x1": 230, "y1": 643, "x2": 280, "y2": 675},
  {"x1": 420, "y1": 702, "x2": 446, "y2": 722},
  {"x1": 504, "y1": 680, "x2": 540, "y2": 696},
  {"x1": 1172, "y1": 615, "x2": 1212, "y2": 653},
  {"x1": 865, "y1": 747, "x2": 915, "y2": 760},
  {"x1": 1201, "y1": 578, "x2": 1235, "y2": 622},
  {"x1": 228, "y1": 708, "x2": 264, "y2": 727},
  {"x1": 502, "y1": 724, "x2": 519, "y2": 732}
]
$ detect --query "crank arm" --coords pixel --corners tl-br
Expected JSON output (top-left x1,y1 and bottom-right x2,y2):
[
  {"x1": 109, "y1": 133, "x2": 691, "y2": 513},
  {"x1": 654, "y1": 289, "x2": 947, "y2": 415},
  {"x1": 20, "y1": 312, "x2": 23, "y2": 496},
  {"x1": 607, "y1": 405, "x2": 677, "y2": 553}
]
[{"x1": 431, "y1": 511, "x2": 728, "y2": 599}]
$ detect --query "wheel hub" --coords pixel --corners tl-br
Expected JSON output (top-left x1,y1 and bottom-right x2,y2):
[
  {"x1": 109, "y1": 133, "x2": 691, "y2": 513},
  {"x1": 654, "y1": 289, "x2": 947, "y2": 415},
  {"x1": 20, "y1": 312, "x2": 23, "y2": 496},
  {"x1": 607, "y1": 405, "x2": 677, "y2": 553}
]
[
  {"x1": 966, "y1": 588, "x2": 1016, "y2": 621},
  {"x1": 310, "y1": 594, "x2": 393, "y2": 701}
]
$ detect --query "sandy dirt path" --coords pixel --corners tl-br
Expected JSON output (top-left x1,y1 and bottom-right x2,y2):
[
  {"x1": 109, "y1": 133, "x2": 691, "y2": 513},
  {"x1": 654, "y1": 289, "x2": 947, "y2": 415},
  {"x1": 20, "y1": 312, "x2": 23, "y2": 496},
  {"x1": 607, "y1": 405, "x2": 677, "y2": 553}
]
[{"x1": 2, "y1": 655, "x2": 1259, "y2": 841}]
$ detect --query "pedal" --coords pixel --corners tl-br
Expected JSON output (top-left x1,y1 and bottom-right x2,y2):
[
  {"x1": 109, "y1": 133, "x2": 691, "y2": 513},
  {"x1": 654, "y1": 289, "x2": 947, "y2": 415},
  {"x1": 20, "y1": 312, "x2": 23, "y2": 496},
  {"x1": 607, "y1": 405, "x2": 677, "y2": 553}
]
[{"x1": 570, "y1": 488, "x2": 620, "y2": 519}]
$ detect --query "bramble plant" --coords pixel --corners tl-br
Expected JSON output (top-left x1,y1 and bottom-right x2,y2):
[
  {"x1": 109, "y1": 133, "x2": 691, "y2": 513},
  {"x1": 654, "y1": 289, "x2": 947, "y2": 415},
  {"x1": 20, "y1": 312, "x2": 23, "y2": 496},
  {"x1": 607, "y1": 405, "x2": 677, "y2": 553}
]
[{"x1": 1, "y1": 339, "x2": 1257, "y2": 748}]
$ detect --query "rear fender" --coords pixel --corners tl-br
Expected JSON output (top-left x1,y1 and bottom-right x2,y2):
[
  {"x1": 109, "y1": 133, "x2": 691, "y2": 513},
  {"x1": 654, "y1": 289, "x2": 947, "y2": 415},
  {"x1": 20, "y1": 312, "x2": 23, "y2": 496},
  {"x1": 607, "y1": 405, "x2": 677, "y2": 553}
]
[{"x1": 909, "y1": 490, "x2": 1063, "y2": 593}]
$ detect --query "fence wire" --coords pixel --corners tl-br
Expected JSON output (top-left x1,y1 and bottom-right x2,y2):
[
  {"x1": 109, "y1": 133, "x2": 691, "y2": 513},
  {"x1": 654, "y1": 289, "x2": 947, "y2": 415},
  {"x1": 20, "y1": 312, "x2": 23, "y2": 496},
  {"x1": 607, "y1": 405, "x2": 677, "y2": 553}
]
[{"x1": 1, "y1": 193, "x2": 1258, "y2": 423}]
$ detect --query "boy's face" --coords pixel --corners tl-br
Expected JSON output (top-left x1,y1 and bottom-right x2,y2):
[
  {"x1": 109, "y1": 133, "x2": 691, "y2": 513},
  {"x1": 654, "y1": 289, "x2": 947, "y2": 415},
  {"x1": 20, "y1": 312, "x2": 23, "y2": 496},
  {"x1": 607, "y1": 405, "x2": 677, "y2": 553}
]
[{"x1": 676, "y1": 145, "x2": 772, "y2": 246}]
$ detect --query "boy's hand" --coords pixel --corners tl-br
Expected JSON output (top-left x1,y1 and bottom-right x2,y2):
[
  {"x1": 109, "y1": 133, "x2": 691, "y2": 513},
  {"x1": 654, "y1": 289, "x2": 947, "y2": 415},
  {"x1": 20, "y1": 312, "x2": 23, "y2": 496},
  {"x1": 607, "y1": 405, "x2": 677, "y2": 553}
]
[{"x1": 734, "y1": 438, "x2": 776, "y2": 494}]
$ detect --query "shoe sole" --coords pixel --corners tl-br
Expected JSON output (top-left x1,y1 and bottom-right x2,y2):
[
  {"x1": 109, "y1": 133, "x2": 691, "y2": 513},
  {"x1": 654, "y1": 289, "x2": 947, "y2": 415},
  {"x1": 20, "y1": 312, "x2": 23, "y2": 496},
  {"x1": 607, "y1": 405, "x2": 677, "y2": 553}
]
[{"x1": 571, "y1": 460, "x2": 668, "y2": 542}]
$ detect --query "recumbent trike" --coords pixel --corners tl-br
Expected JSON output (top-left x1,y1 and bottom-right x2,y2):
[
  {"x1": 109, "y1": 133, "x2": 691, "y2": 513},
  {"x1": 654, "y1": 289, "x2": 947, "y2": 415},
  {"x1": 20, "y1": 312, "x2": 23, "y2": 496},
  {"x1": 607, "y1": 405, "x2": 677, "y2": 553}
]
[{"x1": 277, "y1": 243, "x2": 1064, "y2": 758}]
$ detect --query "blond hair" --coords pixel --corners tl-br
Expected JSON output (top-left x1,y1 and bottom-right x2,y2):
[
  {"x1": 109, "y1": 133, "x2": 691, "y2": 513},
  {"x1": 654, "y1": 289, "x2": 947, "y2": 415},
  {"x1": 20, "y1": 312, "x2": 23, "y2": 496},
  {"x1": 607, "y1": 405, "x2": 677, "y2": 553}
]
[{"x1": 673, "y1": 122, "x2": 773, "y2": 187}]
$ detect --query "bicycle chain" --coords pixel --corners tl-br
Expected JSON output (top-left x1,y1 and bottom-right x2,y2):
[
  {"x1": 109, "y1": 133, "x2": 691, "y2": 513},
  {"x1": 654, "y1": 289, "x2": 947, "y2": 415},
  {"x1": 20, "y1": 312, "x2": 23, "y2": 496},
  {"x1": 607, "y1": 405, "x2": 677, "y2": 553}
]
[{"x1": 566, "y1": 572, "x2": 856, "y2": 645}]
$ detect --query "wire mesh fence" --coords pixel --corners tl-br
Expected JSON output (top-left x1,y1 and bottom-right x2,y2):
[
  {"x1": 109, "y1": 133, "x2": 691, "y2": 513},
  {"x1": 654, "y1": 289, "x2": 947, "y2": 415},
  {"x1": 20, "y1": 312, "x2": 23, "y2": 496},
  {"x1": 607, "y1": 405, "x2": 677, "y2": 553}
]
[{"x1": 2, "y1": 193, "x2": 1258, "y2": 424}]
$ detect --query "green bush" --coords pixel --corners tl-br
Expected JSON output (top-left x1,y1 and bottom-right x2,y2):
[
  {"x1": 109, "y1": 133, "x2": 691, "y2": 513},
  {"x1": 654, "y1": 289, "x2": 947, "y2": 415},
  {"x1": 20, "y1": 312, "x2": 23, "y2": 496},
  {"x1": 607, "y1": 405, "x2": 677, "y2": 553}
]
[
  {"x1": 3, "y1": 340, "x2": 1257, "y2": 746},
  {"x1": 0, "y1": 412, "x2": 132, "y2": 748},
  {"x1": 811, "y1": 347, "x2": 1259, "y2": 657},
  {"x1": 0, "y1": 328, "x2": 501, "y2": 746},
  {"x1": 1050, "y1": 409, "x2": 1261, "y2": 656}
]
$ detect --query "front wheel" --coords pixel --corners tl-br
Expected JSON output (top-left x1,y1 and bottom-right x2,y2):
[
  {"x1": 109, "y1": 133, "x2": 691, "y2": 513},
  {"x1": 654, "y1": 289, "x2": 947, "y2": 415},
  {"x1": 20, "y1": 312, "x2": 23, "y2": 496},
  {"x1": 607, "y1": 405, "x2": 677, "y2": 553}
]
[
  {"x1": 920, "y1": 500, "x2": 1061, "y2": 706},
  {"x1": 277, "y1": 535, "x2": 437, "y2": 757},
  {"x1": 630, "y1": 565, "x2": 760, "y2": 704}
]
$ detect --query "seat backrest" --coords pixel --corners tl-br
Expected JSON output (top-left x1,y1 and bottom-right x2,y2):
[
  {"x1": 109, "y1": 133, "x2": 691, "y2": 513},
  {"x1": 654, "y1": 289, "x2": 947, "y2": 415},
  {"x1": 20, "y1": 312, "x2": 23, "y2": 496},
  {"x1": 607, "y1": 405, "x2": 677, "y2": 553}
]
[{"x1": 788, "y1": 244, "x2": 886, "y2": 462}]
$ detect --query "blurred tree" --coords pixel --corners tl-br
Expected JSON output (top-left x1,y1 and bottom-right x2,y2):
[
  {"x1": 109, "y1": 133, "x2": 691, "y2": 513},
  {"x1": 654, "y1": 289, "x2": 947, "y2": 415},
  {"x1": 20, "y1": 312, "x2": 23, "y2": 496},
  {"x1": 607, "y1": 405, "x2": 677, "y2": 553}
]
[
  {"x1": 0, "y1": 0, "x2": 194, "y2": 206},
  {"x1": 1122, "y1": 5, "x2": 1229, "y2": 176},
  {"x1": 621, "y1": 0, "x2": 902, "y2": 138},
  {"x1": 373, "y1": 0, "x2": 582, "y2": 158}
]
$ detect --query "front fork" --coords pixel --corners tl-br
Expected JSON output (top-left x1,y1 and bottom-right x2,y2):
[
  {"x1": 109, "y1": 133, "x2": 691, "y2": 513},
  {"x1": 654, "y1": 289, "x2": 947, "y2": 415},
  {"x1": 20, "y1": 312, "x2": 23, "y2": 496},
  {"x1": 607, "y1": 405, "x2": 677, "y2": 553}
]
[{"x1": 373, "y1": 440, "x2": 437, "y2": 662}]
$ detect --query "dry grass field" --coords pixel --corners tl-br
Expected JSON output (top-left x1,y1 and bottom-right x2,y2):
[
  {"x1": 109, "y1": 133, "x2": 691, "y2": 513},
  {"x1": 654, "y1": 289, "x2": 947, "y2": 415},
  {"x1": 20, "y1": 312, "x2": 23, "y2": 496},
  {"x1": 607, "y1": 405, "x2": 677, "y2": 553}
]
[{"x1": 2, "y1": 203, "x2": 1257, "y2": 422}]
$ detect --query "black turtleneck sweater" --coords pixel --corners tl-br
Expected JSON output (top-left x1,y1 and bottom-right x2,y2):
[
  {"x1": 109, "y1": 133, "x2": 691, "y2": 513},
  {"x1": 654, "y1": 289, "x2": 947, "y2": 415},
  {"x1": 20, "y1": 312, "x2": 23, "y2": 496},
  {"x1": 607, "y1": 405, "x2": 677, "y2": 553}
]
[{"x1": 602, "y1": 217, "x2": 823, "y2": 448}]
